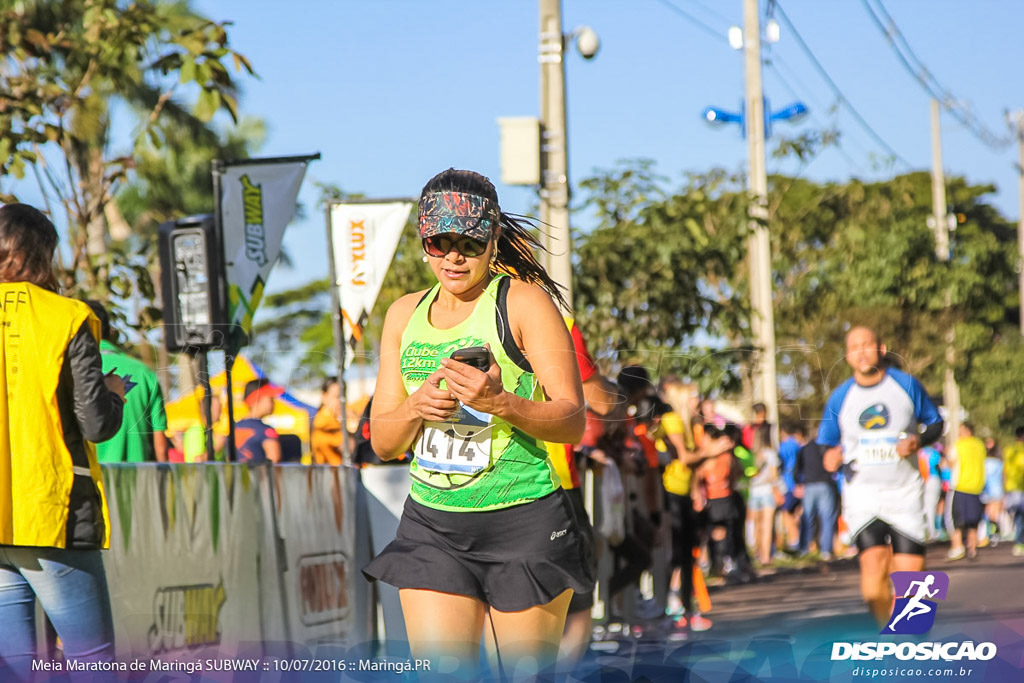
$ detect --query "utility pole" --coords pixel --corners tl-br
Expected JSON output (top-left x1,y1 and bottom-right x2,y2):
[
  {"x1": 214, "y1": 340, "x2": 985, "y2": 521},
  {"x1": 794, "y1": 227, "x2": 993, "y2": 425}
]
[
  {"x1": 538, "y1": 0, "x2": 573, "y2": 310},
  {"x1": 930, "y1": 98, "x2": 961, "y2": 450},
  {"x1": 743, "y1": 0, "x2": 779, "y2": 438},
  {"x1": 1010, "y1": 110, "x2": 1024, "y2": 336}
]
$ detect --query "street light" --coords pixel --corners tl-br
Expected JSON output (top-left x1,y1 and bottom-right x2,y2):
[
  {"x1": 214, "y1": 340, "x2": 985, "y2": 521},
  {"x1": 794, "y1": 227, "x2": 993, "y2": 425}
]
[{"x1": 701, "y1": 98, "x2": 808, "y2": 138}]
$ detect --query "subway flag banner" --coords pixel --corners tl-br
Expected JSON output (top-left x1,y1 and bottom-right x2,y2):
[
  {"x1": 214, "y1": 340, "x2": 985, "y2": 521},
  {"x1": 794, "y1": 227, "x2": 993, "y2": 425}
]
[
  {"x1": 220, "y1": 157, "x2": 312, "y2": 350},
  {"x1": 329, "y1": 201, "x2": 413, "y2": 364}
]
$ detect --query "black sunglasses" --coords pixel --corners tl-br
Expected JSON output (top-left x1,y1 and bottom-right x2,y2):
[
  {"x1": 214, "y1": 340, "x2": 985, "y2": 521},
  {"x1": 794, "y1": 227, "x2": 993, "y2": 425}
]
[{"x1": 422, "y1": 234, "x2": 489, "y2": 258}]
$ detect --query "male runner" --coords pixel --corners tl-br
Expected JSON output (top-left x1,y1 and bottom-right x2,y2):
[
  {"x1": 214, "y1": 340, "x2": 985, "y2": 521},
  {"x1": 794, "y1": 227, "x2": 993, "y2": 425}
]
[{"x1": 818, "y1": 326, "x2": 944, "y2": 625}]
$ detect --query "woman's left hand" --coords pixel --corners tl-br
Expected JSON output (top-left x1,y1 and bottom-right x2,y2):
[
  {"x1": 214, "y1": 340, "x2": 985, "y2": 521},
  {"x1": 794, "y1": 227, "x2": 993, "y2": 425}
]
[{"x1": 440, "y1": 347, "x2": 506, "y2": 415}]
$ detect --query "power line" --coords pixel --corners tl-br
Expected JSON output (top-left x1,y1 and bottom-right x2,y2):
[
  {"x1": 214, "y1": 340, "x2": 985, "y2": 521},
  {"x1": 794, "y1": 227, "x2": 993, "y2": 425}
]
[
  {"x1": 689, "y1": 0, "x2": 734, "y2": 28},
  {"x1": 861, "y1": 0, "x2": 1012, "y2": 150},
  {"x1": 763, "y1": 56, "x2": 866, "y2": 173},
  {"x1": 651, "y1": 0, "x2": 727, "y2": 44},
  {"x1": 772, "y1": 1, "x2": 912, "y2": 169}
]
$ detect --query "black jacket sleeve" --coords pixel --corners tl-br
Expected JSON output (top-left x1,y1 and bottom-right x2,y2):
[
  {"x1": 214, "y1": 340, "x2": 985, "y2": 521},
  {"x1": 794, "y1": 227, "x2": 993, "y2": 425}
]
[{"x1": 67, "y1": 322, "x2": 123, "y2": 442}]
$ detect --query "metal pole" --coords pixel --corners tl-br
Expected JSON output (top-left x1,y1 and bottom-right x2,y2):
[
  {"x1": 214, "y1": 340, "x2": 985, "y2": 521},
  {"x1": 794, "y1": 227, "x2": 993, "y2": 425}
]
[
  {"x1": 539, "y1": 0, "x2": 573, "y2": 310},
  {"x1": 930, "y1": 99, "x2": 961, "y2": 451},
  {"x1": 743, "y1": 0, "x2": 779, "y2": 440},
  {"x1": 1012, "y1": 110, "x2": 1024, "y2": 337},
  {"x1": 197, "y1": 348, "x2": 215, "y2": 463},
  {"x1": 324, "y1": 202, "x2": 351, "y2": 465},
  {"x1": 212, "y1": 159, "x2": 237, "y2": 461}
]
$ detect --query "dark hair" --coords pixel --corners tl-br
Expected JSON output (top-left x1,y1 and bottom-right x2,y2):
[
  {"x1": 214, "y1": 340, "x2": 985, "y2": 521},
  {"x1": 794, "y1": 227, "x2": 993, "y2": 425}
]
[
  {"x1": 321, "y1": 376, "x2": 339, "y2": 394},
  {"x1": 782, "y1": 421, "x2": 806, "y2": 437},
  {"x1": 420, "y1": 169, "x2": 569, "y2": 310},
  {"x1": 752, "y1": 402, "x2": 767, "y2": 415},
  {"x1": 0, "y1": 203, "x2": 60, "y2": 291},
  {"x1": 83, "y1": 299, "x2": 113, "y2": 341},
  {"x1": 616, "y1": 365, "x2": 652, "y2": 397},
  {"x1": 961, "y1": 422, "x2": 974, "y2": 434},
  {"x1": 1016, "y1": 426, "x2": 1024, "y2": 440}
]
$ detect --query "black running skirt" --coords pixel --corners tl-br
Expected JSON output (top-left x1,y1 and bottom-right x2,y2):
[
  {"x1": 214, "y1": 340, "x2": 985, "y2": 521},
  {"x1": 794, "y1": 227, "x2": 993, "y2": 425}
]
[{"x1": 363, "y1": 490, "x2": 595, "y2": 612}]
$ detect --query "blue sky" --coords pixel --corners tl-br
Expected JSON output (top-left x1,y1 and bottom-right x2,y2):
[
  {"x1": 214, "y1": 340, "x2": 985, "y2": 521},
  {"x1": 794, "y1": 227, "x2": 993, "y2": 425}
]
[{"x1": 186, "y1": 0, "x2": 1024, "y2": 301}]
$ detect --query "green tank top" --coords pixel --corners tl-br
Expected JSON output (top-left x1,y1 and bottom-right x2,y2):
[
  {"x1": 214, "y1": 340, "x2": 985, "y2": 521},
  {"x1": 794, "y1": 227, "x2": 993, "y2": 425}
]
[{"x1": 399, "y1": 274, "x2": 558, "y2": 511}]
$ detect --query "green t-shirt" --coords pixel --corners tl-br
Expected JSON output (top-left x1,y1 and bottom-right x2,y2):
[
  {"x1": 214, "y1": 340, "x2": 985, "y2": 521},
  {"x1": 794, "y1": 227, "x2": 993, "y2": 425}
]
[{"x1": 94, "y1": 340, "x2": 168, "y2": 463}]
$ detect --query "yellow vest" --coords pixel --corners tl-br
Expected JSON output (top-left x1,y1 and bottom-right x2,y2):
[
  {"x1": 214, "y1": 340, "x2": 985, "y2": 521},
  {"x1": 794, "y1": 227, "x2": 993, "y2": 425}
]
[{"x1": 0, "y1": 283, "x2": 110, "y2": 548}]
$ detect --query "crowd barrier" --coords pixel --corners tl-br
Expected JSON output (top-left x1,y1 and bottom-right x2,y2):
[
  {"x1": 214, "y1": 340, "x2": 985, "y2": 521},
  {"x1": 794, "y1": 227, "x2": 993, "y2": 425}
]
[
  {"x1": 98, "y1": 463, "x2": 363, "y2": 660},
  {"x1": 88, "y1": 463, "x2": 661, "y2": 661}
]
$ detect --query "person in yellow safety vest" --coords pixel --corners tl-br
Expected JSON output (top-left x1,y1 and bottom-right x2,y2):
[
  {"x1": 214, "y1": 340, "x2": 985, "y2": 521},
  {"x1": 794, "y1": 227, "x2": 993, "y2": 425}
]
[{"x1": 0, "y1": 204, "x2": 125, "y2": 679}]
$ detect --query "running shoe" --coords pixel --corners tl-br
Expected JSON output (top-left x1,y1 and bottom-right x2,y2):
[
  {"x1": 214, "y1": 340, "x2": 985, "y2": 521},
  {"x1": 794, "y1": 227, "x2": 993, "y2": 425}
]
[
  {"x1": 946, "y1": 547, "x2": 966, "y2": 561},
  {"x1": 1012, "y1": 544, "x2": 1024, "y2": 557},
  {"x1": 665, "y1": 593, "x2": 684, "y2": 618},
  {"x1": 689, "y1": 614, "x2": 713, "y2": 632}
]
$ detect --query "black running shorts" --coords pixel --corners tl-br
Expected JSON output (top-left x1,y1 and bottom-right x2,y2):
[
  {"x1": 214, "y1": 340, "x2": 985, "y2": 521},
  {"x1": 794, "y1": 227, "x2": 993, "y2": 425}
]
[{"x1": 363, "y1": 490, "x2": 595, "y2": 612}]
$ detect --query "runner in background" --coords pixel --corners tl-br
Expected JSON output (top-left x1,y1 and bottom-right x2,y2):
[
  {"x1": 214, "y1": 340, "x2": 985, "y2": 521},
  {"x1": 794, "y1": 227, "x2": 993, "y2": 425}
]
[{"x1": 819, "y1": 326, "x2": 943, "y2": 626}]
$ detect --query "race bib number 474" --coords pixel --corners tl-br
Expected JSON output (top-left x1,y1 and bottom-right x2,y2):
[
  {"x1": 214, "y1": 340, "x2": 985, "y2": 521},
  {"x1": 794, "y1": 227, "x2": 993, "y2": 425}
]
[{"x1": 414, "y1": 406, "x2": 494, "y2": 475}]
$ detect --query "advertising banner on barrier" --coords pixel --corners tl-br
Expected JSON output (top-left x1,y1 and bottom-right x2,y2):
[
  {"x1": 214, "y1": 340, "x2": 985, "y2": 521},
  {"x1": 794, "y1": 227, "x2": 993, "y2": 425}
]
[
  {"x1": 101, "y1": 464, "x2": 264, "y2": 660},
  {"x1": 328, "y1": 201, "x2": 413, "y2": 362},
  {"x1": 269, "y1": 466, "x2": 359, "y2": 647}
]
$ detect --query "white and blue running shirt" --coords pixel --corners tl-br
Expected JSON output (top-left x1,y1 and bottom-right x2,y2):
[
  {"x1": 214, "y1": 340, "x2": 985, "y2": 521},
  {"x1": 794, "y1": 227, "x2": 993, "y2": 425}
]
[{"x1": 817, "y1": 368, "x2": 942, "y2": 542}]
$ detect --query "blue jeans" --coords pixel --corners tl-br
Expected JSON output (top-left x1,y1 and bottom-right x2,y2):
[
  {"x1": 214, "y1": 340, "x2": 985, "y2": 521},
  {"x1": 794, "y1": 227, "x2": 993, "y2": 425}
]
[
  {"x1": 800, "y1": 482, "x2": 838, "y2": 555},
  {"x1": 0, "y1": 546, "x2": 115, "y2": 681}
]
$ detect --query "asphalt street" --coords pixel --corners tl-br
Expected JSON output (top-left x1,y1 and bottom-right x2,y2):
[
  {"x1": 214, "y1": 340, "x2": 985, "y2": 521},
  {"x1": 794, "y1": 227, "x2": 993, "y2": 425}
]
[{"x1": 576, "y1": 543, "x2": 1024, "y2": 682}]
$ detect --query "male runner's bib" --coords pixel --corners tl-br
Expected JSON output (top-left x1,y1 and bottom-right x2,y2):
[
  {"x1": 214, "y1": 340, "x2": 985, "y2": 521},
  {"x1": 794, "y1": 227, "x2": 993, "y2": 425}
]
[
  {"x1": 817, "y1": 368, "x2": 942, "y2": 542},
  {"x1": 399, "y1": 275, "x2": 558, "y2": 512}
]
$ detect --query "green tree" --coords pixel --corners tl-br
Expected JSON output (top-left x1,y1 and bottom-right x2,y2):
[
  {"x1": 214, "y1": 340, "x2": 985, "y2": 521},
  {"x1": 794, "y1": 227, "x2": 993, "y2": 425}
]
[{"x1": 0, "y1": 0, "x2": 254, "y2": 299}]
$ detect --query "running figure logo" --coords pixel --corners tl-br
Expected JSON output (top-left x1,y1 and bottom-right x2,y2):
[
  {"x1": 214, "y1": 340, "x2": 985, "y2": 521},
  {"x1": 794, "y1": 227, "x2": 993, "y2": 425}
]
[{"x1": 884, "y1": 571, "x2": 949, "y2": 634}]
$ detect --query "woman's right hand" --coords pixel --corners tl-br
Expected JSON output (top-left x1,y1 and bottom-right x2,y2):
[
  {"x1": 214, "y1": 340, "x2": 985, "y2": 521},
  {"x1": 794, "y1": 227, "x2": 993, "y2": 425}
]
[{"x1": 407, "y1": 369, "x2": 460, "y2": 422}]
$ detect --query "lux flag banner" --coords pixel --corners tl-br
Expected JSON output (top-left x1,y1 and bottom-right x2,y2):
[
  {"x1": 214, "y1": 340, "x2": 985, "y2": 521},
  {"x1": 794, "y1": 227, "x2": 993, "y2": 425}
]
[
  {"x1": 328, "y1": 201, "x2": 413, "y2": 364},
  {"x1": 218, "y1": 155, "x2": 317, "y2": 350}
]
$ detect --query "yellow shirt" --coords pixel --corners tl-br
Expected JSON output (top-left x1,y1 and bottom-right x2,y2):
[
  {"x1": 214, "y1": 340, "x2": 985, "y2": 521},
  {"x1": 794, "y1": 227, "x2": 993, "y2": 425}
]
[
  {"x1": 658, "y1": 412, "x2": 693, "y2": 496},
  {"x1": 1004, "y1": 442, "x2": 1024, "y2": 493},
  {"x1": 953, "y1": 436, "x2": 987, "y2": 495}
]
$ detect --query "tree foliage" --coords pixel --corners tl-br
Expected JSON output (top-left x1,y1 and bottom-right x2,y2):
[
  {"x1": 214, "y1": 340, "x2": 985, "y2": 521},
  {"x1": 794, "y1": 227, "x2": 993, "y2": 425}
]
[{"x1": 0, "y1": 0, "x2": 254, "y2": 302}]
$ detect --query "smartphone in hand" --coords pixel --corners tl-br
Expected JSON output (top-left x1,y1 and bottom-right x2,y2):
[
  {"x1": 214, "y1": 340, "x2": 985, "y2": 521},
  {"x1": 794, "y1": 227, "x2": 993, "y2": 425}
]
[{"x1": 449, "y1": 346, "x2": 490, "y2": 371}]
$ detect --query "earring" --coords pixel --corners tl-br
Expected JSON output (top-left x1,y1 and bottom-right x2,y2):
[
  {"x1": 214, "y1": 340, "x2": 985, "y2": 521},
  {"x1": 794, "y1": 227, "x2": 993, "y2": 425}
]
[{"x1": 422, "y1": 255, "x2": 428, "y2": 263}]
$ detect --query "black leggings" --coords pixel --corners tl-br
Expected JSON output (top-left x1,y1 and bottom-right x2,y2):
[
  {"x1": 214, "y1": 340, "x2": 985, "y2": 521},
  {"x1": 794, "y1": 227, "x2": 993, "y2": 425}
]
[
  {"x1": 854, "y1": 518, "x2": 926, "y2": 556},
  {"x1": 667, "y1": 493, "x2": 697, "y2": 612}
]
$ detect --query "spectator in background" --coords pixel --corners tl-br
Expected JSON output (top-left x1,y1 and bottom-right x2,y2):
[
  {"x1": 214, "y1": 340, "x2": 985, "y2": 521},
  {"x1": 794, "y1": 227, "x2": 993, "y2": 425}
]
[
  {"x1": 795, "y1": 438, "x2": 839, "y2": 560},
  {"x1": 1002, "y1": 427, "x2": 1024, "y2": 557},
  {"x1": 169, "y1": 393, "x2": 225, "y2": 462},
  {"x1": 311, "y1": 376, "x2": 343, "y2": 465},
  {"x1": 85, "y1": 300, "x2": 168, "y2": 463},
  {"x1": 918, "y1": 443, "x2": 945, "y2": 541},
  {"x1": 947, "y1": 422, "x2": 986, "y2": 561},
  {"x1": 0, "y1": 203, "x2": 124, "y2": 679},
  {"x1": 777, "y1": 422, "x2": 806, "y2": 554},
  {"x1": 742, "y1": 403, "x2": 769, "y2": 450},
  {"x1": 235, "y1": 378, "x2": 281, "y2": 464},
  {"x1": 980, "y1": 436, "x2": 1004, "y2": 547},
  {"x1": 746, "y1": 425, "x2": 780, "y2": 566}
]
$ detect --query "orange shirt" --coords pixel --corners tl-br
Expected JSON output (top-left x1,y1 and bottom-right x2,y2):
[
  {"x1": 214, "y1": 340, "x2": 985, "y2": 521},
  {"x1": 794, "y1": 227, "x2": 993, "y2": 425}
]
[{"x1": 703, "y1": 452, "x2": 734, "y2": 500}]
